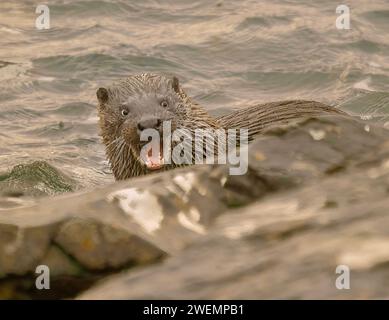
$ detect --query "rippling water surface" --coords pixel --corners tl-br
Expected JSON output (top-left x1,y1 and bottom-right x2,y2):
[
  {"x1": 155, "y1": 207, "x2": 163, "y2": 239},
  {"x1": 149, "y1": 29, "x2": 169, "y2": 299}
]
[{"x1": 0, "y1": 0, "x2": 388, "y2": 188}]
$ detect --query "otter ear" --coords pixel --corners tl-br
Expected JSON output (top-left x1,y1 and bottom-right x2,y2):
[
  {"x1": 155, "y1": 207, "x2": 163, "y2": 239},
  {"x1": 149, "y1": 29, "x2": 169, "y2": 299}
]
[
  {"x1": 96, "y1": 87, "x2": 109, "y2": 104},
  {"x1": 171, "y1": 76, "x2": 180, "y2": 94}
]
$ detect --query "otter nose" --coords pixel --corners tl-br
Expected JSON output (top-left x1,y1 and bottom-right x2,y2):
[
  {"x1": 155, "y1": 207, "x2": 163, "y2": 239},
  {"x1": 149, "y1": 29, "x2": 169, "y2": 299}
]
[{"x1": 137, "y1": 118, "x2": 162, "y2": 131}]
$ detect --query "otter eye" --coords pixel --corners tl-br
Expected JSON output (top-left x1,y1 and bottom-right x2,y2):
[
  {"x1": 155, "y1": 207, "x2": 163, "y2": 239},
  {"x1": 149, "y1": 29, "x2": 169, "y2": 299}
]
[
  {"x1": 160, "y1": 100, "x2": 168, "y2": 108},
  {"x1": 121, "y1": 108, "x2": 129, "y2": 116}
]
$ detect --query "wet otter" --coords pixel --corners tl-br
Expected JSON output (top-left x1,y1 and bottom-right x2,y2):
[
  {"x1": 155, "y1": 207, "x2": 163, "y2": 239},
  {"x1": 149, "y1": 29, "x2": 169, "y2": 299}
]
[{"x1": 96, "y1": 73, "x2": 345, "y2": 180}]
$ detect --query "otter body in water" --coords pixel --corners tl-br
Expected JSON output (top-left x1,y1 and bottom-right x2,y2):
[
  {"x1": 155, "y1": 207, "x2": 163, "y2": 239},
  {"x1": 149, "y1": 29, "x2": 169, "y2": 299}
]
[{"x1": 96, "y1": 73, "x2": 345, "y2": 180}]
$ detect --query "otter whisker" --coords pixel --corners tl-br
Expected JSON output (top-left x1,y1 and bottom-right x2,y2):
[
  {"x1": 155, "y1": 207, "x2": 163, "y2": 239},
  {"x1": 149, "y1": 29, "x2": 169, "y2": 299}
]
[{"x1": 97, "y1": 73, "x2": 346, "y2": 180}]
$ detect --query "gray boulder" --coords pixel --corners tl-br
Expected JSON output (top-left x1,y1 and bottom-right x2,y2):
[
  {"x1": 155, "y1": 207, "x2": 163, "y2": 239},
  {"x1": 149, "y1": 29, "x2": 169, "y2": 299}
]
[{"x1": 0, "y1": 115, "x2": 388, "y2": 299}]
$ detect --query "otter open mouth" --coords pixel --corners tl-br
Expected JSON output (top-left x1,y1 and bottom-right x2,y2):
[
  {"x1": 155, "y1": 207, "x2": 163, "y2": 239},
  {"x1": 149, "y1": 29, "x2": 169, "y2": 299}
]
[{"x1": 140, "y1": 143, "x2": 164, "y2": 170}]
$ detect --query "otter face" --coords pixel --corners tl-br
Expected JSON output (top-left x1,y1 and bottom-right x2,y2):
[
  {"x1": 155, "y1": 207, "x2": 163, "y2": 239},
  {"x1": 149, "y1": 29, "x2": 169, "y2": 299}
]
[{"x1": 96, "y1": 74, "x2": 184, "y2": 172}]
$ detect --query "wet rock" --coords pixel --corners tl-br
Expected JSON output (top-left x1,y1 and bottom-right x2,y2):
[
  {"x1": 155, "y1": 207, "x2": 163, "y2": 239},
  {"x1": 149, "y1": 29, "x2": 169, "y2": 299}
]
[
  {"x1": 246, "y1": 115, "x2": 389, "y2": 188},
  {"x1": 0, "y1": 115, "x2": 388, "y2": 299},
  {"x1": 39, "y1": 245, "x2": 82, "y2": 277},
  {"x1": 0, "y1": 161, "x2": 76, "y2": 198},
  {"x1": 54, "y1": 218, "x2": 164, "y2": 270},
  {"x1": 91, "y1": 168, "x2": 389, "y2": 299},
  {"x1": 78, "y1": 115, "x2": 389, "y2": 300},
  {"x1": 0, "y1": 165, "x2": 240, "y2": 298}
]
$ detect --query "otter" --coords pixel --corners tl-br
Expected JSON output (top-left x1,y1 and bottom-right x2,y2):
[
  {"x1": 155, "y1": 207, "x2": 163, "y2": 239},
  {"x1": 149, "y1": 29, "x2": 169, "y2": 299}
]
[{"x1": 96, "y1": 73, "x2": 345, "y2": 180}]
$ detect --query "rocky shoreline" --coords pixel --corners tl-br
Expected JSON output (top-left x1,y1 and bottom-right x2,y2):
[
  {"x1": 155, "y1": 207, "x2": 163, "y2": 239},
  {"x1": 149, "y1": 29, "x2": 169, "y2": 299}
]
[{"x1": 1, "y1": 115, "x2": 389, "y2": 299}]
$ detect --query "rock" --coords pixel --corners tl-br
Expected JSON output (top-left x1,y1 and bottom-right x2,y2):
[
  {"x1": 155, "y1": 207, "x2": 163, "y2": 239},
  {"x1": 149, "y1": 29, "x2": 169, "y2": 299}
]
[
  {"x1": 54, "y1": 218, "x2": 164, "y2": 270},
  {"x1": 0, "y1": 115, "x2": 388, "y2": 299},
  {"x1": 246, "y1": 115, "x2": 388, "y2": 187},
  {"x1": 79, "y1": 167, "x2": 389, "y2": 299},
  {"x1": 0, "y1": 164, "x2": 242, "y2": 298},
  {"x1": 78, "y1": 115, "x2": 389, "y2": 300},
  {"x1": 0, "y1": 161, "x2": 76, "y2": 198}
]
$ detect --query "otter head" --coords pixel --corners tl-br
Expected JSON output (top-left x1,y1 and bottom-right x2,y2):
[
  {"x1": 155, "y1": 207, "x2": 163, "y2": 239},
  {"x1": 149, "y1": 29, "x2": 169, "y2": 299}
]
[{"x1": 96, "y1": 73, "x2": 196, "y2": 179}]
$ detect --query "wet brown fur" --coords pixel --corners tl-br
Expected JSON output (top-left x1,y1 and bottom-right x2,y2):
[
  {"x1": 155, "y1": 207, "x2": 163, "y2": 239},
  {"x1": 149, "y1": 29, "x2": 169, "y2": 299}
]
[{"x1": 97, "y1": 73, "x2": 345, "y2": 180}]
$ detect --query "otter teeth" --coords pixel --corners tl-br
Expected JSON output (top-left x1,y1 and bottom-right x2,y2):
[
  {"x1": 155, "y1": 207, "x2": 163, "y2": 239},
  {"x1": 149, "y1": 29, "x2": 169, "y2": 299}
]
[
  {"x1": 142, "y1": 145, "x2": 164, "y2": 170},
  {"x1": 145, "y1": 155, "x2": 164, "y2": 170}
]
